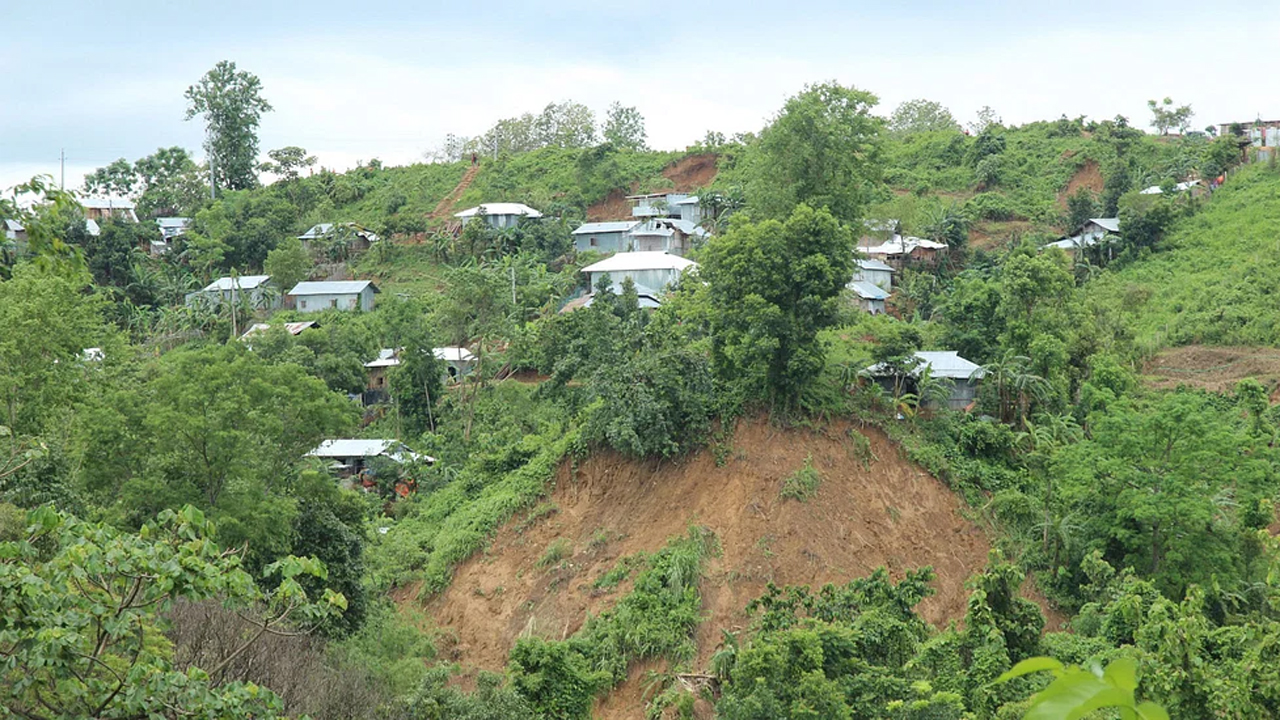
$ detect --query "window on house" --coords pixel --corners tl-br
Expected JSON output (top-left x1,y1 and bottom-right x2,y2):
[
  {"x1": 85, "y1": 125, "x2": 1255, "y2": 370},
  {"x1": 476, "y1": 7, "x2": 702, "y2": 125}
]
[
  {"x1": 589, "y1": 237, "x2": 598, "y2": 247},
  {"x1": 331, "y1": 299, "x2": 339, "y2": 308},
  {"x1": 299, "y1": 300, "x2": 307, "y2": 310}
]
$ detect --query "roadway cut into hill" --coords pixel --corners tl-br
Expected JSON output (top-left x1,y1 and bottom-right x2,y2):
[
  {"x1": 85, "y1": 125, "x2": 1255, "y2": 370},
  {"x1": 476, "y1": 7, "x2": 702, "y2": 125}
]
[{"x1": 423, "y1": 417, "x2": 1059, "y2": 707}]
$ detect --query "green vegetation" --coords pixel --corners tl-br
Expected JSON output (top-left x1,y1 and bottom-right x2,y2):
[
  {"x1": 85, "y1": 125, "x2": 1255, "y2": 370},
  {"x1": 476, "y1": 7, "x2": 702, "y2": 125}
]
[
  {"x1": 3, "y1": 71, "x2": 1279, "y2": 718},
  {"x1": 508, "y1": 528, "x2": 715, "y2": 718},
  {"x1": 779, "y1": 455, "x2": 822, "y2": 501}
]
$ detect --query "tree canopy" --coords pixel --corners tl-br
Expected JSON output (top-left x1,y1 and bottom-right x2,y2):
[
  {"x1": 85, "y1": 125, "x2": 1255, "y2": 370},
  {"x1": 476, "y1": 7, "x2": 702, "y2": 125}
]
[{"x1": 185, "y1": 61, "x2": 273, "y2": 192}]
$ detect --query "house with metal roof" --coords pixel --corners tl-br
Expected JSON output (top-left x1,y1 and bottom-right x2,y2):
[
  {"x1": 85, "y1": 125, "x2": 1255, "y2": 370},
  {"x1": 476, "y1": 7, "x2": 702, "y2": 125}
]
[
  {"x1": 185, "y1": 275, "x2": 280, "y2": 310},
  {"x1": 79, "y1": 197, "x2": 138, "y2": 223},
  {"x1": 853, "y1": 258, "x2": 895, "y2": 290},
  {"x1": 573, "y1": 221, "x2": 639, "y2": 253},
  {"x1": 4, "y1": 219, "x2": 27, "y2": 242},
  {"x1": 288, "y1": 280, "x2": 378, "y2": 313},
  {"x1": 297, "y1": 222, "x2": 380, "y2": 251},
  {"x1": 860, "y1": 236, "x2": 949, "y2": 269},
  {"x1": 863, "y1": 350, "x2": 985, "y2": 411},
  {"x1": 849, "y1": 280, "x2": 890, "y2": 315},
  {"x1": 455, "y1": 203, "x2": 542, "y2": 230},
  {"x1": 240, "y1": 321, "x2": 318, "y2": 343},
  {"x1": 581, "y1": 251, "x2": 697, "y2": 293},
  {"x1": 1140, "y1": 180, "x2": 1201, "y2": 195},
  {"x1": 1043, "y1": 217, "x2": 1119, "y2": 253},
  {"x1": 307, "y1": 439, "x2": 432, "y2": 482}
]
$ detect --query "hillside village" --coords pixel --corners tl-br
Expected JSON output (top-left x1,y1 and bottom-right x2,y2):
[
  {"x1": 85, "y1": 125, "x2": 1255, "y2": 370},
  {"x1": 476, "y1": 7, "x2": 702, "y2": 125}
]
[{"x1": 6, "y1": 51, "x2": 1280, "y2": 720}]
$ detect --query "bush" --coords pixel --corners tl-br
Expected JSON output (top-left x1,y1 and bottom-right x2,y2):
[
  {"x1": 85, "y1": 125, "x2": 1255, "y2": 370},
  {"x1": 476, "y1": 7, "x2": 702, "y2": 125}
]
[
  {"x1": 965, "y1": 192, "x2": 1017, "y2": 221},
  {"x1": 780, "y1": 455, "x2": 822, "y2": 501}
]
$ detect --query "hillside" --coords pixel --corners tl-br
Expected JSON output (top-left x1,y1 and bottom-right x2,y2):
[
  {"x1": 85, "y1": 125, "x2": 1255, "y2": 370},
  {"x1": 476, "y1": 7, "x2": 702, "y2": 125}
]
[
  {"x1": 416, "y1": 417, "x2": 1058, "y2": 718},
  {"x1": 1089, "y1": 163, "x2": 1280, "y2": 350}
]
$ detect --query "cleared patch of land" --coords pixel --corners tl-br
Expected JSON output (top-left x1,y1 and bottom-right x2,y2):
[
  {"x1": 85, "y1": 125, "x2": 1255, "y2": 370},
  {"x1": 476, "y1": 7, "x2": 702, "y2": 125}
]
[{"x1": 1143, "y1": 345, "x2": 1280, "y2": 397}]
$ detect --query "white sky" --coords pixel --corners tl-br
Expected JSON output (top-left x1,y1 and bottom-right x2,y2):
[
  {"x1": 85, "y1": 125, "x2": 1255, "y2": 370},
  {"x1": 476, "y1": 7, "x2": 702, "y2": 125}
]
[{"x1": 3, "y1": 1, "x2": 1278, "y2": 192}]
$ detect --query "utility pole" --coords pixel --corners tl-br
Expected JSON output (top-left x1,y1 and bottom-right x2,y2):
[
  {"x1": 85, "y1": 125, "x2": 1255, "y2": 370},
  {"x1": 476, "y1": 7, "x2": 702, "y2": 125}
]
[
  {"x1": 59, "y1": 149, "x2": 65, "y2": 190},
  {"x1": 510, "y1": 266, "x2": 517, "y2": 306}
]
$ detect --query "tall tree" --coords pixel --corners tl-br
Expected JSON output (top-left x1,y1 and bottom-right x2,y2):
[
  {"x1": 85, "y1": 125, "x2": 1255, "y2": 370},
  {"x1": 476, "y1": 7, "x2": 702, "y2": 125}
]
[
  {"x1": 701, "y1": 204, "x2": 855, "y2": 408},
  {"x1": 888, "y1": 98, "x2": 960, "y2": 136},
  {"x1": 185, "y1": 61, "x2": 273, "y2": 192},
  {"x1": 259, "y1": 146, "x2": 316, "y2": 182},
  {"x1": 602, "y1": 102, "x2": 647, "y2": 150},
  {"x1": 1147, "y1": 97, "x2": 1193, "y2": 136},
  {"x1": 747, "y1": 82, "x2": 883, "y2": 222},
  {"x1": 83, "y1": 148, "x2": 206, "y2": 218}
]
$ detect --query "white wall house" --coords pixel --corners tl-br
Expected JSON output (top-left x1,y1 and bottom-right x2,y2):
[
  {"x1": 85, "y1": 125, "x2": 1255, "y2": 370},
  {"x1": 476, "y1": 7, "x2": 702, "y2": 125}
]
[
  {"x1": 185, "y1": 275, "x2": 280, "y2": 310},
  {"x1": 581, "y1": 251, "x2": 697, "y2": 293},
  {"x1": 288, "y1": 280, "x2": 379, "y2": 313},
  {"x1": 455, "y1": 203, "x2": 542, "y2": 230}
]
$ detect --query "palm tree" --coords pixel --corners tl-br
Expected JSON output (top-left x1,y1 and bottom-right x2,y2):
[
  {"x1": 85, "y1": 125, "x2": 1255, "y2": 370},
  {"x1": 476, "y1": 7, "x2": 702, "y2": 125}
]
[{"x1": 982, "y1": 352, "x2": 1053, "y2": 425}]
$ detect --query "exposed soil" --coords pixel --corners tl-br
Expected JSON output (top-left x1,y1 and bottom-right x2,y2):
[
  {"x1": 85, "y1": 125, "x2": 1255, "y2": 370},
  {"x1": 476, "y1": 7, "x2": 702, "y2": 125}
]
[
  {"x1": 1143, "y1": 345, "x2": 1280, "y2": 398},
  {"x1": 969, "y1": 220, "x2": 1034, "y2": 250},
  {"x1": 1059, "y1": 160, "x2": 1104, "y2": 209},
  {"x1": 420, "y1": 416, "x2": 1062, "y2": 719},
  {"x1": 586, "y1": 154, "x2": 719, "y2": 221}
]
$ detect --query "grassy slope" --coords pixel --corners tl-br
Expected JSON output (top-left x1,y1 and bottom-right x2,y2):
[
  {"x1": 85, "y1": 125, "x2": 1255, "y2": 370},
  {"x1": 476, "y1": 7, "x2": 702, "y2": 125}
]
[{"x1": 1088, "y1": 164, "x2": 1280, "y2": 351}]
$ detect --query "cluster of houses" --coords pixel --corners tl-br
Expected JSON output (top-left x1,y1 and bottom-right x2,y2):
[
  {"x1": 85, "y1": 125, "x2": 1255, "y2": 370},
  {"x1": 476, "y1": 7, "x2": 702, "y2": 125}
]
[
  {"x1": 185, "y1": 276, "x2": 380, "y2": 313},
  {"x1": 572, "y1": 192, "x2": 707, "y2": 256}
]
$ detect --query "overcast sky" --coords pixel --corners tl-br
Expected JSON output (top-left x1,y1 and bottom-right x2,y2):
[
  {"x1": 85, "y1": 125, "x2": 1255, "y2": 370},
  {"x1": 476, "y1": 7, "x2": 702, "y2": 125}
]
[{"x1": 3, "y1": 0, "x2": 1278, "y2": 192}]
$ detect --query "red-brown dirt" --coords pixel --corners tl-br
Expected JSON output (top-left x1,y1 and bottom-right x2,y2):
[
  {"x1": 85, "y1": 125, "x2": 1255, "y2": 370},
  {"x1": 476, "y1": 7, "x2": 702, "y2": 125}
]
[
  {"x1": 586, "y1": 154, "x2": 719, "y2": 221},
  {"x1": 1059, "y1": 160, "x2": 1104, "y2": 209},
  {"x1": 1143, "y1": 345, "x2": 1280, "y2": 399},
  {"x1": 419, "y1": 417, "x2": 1062, "y2": 718}
]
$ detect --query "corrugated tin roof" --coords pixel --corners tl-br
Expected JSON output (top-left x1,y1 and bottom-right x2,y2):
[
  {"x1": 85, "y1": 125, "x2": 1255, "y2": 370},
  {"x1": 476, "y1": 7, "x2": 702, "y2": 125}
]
[
  {"x1": 455, "y1": 203, "x2": 543, "y2": 219},
  {"x1": 659, "y1": 218, "x2": 708, "y2": 237},
  {"x1": 308, "y1": 439, "x2": 432, "y2": 464},
  {"x1": 630, "y1": 226, "x2": 675, "y2": 237},
  {"x1": 84, "y1": 219, "x2": 100, "y2": 236},
  {"x1": 573, "y1": 221, "x2": 638, "y2": 235},
  {"x1": 856, "y1": 258, "x2": 896, "y2": 273},
  {"x1": 849, "y1": 280, "x2": 890, "y2": 300},
  {"x1": 364, "y1": 348, "x2": 400, "y2": 368},
  {"x1": 1139, "y1": 180, "x2": 1199, "y2": 195},
  {"x1": 915, "y1": 351, "x2": 985, "y2": 379},
  {"x1": 155, "y1": 217, "x2": 191, "y2": 228},
  {"x1": 241, "y1": 321, "x2": 319, "y2": 341},
  {"x1": 298, "y1": 223, "x2": 334, "y2": 239},
  {"x1": 289, "y1": 280, "x2": 378, "y2": 295},
  {"x1": 5, "y1": 219, "x2": 25, "y2": 231},
  {"x1": 673, "y1": 196, "x2": 700, "y2": 205},
  {"x1": 79, "y1": 196, "x2": 135, "y2": 209},
  {"x1": 433, "y1": 347, "x2": 476, "y2": 363},
  {"x1": 863, "y1": 236, "x2": 948, "y2": 256},
  {"x1": 1044, "y1": 235, "x2": 1098, "y2": 251},
  {"x1": 864, "y1": 350, "x2": 984, "y2": 380},
  {"x1": 582, "y1": 252, "x2": 697, "y2": 274},
  {"x1": 1087, "y1": 217, "x2": 1120, "y2": 232},
  {"x1": 203, "y1": 275, "x2": 272, "y2": 292}
]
